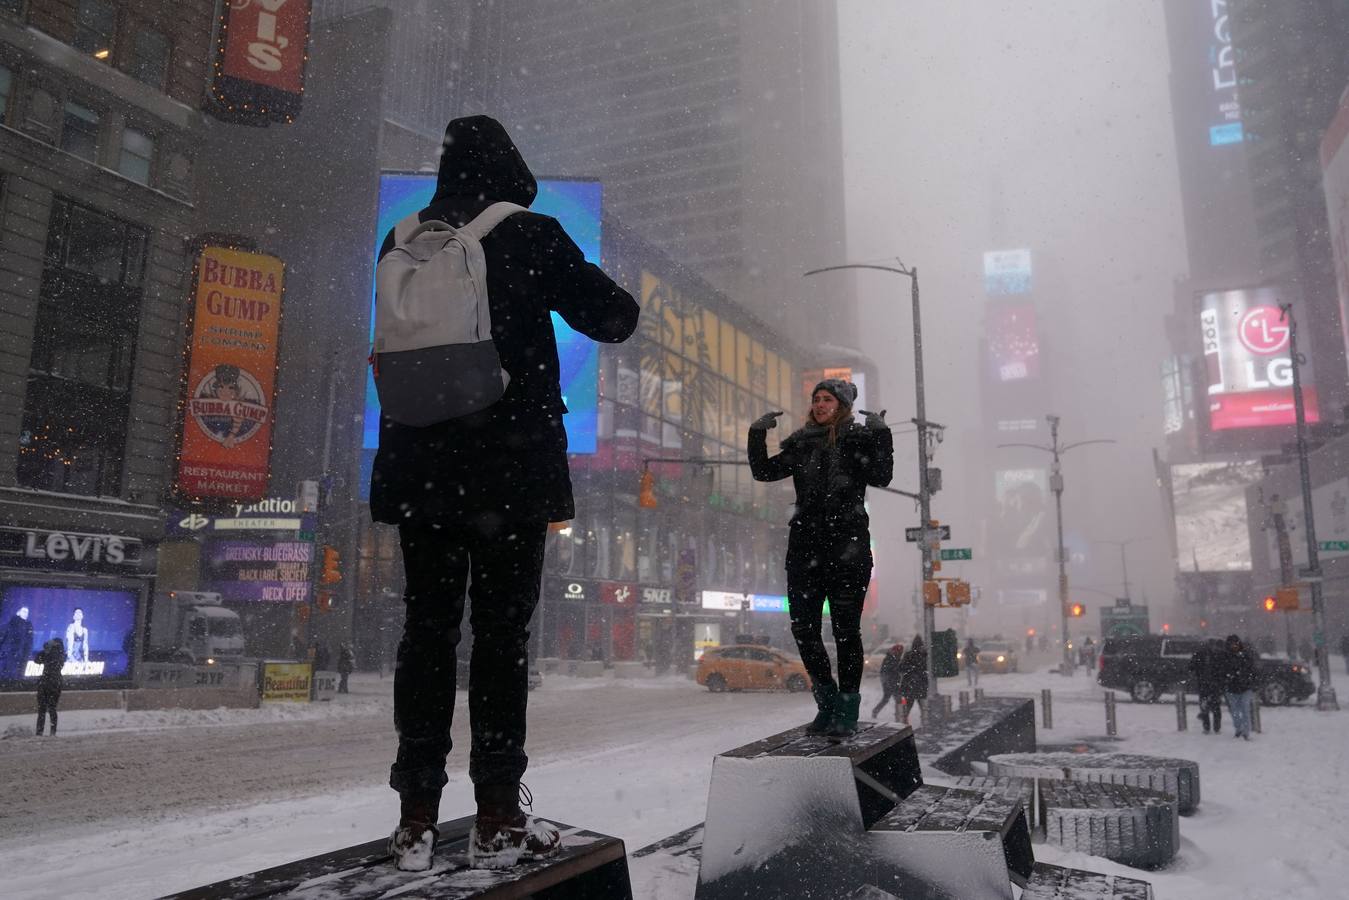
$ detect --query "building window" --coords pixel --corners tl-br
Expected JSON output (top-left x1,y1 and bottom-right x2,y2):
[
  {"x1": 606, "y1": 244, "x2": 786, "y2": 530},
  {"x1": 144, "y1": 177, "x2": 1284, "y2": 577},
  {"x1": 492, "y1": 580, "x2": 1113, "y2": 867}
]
[
  {"x1": 18, "y1": 199, "x2": 147, "y2": 497},
  {"x1": 0, "y1": 65, "x2": 11, "y2": 124},
  {"x1": 127, "y1": 28, "x2": 170, "y2": 89},
  {"x1": 74, "y1": 0, "x2": 117, "y2": 61},
  {"x1": 118, "y1": 127, "x2": 153, "y2": 184},
  {"x1": 61, "y1": 102, "x2": 99, "y2": 162}
]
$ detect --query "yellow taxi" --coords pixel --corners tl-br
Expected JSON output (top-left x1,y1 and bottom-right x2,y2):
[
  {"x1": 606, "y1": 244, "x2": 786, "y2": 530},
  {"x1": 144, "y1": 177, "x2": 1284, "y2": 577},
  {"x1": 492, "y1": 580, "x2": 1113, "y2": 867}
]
[{"x1": 695, "y1": 644, "x2": 813, "y2": 693}]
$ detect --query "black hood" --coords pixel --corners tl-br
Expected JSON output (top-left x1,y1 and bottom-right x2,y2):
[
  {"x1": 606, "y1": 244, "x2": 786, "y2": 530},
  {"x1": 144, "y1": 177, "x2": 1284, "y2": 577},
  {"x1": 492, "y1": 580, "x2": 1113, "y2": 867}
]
[{"x1": 432, "y1": 116, "x2": 537, "y2": 207}]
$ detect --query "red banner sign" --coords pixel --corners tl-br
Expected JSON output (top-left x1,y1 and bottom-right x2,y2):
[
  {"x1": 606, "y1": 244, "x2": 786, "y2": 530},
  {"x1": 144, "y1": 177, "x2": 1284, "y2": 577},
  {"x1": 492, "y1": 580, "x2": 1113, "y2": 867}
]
[{"x1": 211, "y1": 0, "x2": 312, "y2": 123}]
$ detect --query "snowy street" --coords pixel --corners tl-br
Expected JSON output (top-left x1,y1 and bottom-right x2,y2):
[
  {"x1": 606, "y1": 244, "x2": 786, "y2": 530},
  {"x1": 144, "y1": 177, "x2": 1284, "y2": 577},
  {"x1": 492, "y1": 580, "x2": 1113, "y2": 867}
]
[{"x1": 2, "y1": 665, "x2": 1348, "y2": 898}]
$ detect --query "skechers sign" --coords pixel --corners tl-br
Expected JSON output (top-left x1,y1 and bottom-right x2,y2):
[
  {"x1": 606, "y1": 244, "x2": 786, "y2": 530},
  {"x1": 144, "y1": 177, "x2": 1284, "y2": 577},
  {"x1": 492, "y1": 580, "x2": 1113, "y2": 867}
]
[{"x1": 1201, "y1": 287, "x2": 1319, "y2": 431}]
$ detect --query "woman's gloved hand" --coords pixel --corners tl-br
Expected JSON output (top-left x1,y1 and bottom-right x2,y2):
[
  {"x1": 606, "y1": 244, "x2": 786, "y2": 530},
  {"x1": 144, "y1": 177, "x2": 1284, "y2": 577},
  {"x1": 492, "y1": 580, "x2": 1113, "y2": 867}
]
[{"x1": 750, "y1": 410, "x2": 785, "y2": 431}]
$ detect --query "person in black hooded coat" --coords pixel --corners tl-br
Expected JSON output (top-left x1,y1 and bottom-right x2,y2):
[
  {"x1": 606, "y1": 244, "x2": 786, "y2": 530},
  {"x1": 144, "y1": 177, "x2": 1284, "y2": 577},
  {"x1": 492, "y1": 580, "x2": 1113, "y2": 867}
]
[
  {"x1": 749, "y1": 379, "x2": 893, "y2": 738},
  {"x1": 370, "y1": 116, "x2": 639, "y2": 871}
]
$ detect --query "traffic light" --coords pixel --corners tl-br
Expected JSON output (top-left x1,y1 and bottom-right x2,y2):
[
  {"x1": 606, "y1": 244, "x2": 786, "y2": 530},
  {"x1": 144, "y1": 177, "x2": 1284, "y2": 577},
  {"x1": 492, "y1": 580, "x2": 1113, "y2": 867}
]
[
  {"x1": 1263, "y1": 595, "x2": 1278, "y2": 613},
  {"x1": 946, "y1": 580, "x2": 972, "y2": 607},
  {"x1": 922, "y1": 580, "x2": 942, "y2": 607},
  {"x1": 1069, "y1": 602, "x2": 1085, "y2": 618},
  {"x1": 1275, "y1": 586, "x2": 1300, "y2": 610},
  {"x1": 321, "y1": 546, "x2": 342, "y2": 584},
  {"x1": 316, "y1": 591, "x2": 334, "y2": 612},
  {"x1": 638, "y1": 470, "x2": 658, "y2": 509}
]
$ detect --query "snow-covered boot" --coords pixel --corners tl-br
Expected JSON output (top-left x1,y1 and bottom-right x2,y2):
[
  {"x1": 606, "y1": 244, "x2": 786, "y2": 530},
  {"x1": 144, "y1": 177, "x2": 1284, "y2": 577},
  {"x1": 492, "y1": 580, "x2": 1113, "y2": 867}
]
[
  {"x1": 805, "y1": 681, "x2": 838, "y2": 735},
  {"x1": 389, "y1": 792, "x2": 440, "y2": 872},
  {"x1": 469, "y1": 783, "x2": 561, "y2": 870},
  {"x1": 826, "y1": 692, "x2": 862, "y2": 739}
]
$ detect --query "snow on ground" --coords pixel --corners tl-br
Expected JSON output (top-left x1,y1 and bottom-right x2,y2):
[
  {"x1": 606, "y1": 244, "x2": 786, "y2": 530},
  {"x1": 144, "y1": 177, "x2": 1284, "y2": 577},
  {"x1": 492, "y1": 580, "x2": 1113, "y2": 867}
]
[{"x1": 1, "y1": 666, "x2": 1347, "y2": 898}]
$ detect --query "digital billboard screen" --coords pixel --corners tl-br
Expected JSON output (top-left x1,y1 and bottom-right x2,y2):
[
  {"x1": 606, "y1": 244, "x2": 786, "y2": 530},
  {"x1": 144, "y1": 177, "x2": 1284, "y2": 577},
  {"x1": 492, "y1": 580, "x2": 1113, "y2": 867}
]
[
  {"x1": 361, "y1": 174, "x2": 604, "y2": 497},
  {"x1": 986, "y1": 303, "x2": 1040, "y2": 382},
  {"x1": 991, "y1": 468, "x2": 1052, "y2": 577},
  {"x1": 1170, "y1": 460, "x2": 1261, "y2": 572},
  {"x1": 200, "y1": 539, "x2": 314, "y2": 603},
  {"x1": 0, "y1": 584, "x2": 138, "y2": 686},
  {"x1": 1201, "y1": 287, "x2": 1319, "y2": 431},
  {"x1": 983, "y1": 249, "x2": 1032, "y2": 295}
]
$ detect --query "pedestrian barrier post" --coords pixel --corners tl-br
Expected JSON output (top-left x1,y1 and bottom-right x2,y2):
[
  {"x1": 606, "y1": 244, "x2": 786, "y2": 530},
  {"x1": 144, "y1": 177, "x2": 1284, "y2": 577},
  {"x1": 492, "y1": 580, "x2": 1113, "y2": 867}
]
[
  {"x1": 1175, "y1": 689, "x2": 1188, "y2": 731},
  {"x1": 958, "y1": 690, "x2": 970, "y2": 710},
  {"x1": 1041, "y1": 688, "x2": 1053, "y2": 730},
  {"x1": 974, "y1": 688, "x2": 985, "y2": 702},
  {"x1": 1105, "y1": 691, "x2": 1117, "y2": 737},
  {"x1": 1251, "y1": 694, "x2": 1262, "y2": 734}
]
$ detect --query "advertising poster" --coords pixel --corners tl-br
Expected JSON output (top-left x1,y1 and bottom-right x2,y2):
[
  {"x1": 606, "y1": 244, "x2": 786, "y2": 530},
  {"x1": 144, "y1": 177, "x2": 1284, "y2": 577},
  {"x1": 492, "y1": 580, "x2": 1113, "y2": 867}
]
[
  {"x1": 991, "y1": 468, "x2": 1052, "y2": 576},
  {"x1": 200, "y1": 539, "x2": 313, "y2": 603},
  {"x1": 177, "y1": 246, "x2": 286, "y2": 501},
  {"x1": 986, "y1": 303, "x2": 1040, "y2": 382},
  {"x1": 211, "y1": 0, "x2": 313, "y2": 123},
  {"x1": 260, "y1": 661, "x2": 311, "y2": 702},
  {"x1": 1170, "y1": 460, "x2": 1261, "y2": 572},
  {"x1": 0, "y1": 584, "x2": 138, "y2": 686},
  {"x1": 360, "y1": 174, "x2": 604, "y2": 498},
  {"x1": 1200, "y1": 287, "x2": 1319, "y2": 431},
  {"x1": 1321, "y1": 89, "x2": 1349, "y2": 366},
  {"x1": 983, "y1": 249, "x2": 1033, "y2": 295}
]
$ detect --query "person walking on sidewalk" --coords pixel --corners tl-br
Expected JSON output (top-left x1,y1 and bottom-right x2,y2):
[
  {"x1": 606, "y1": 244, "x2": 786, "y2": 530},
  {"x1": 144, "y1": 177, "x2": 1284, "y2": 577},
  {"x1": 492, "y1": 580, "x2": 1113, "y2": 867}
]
[
  {"x1": 1220, "y1": 634, "x2": 1257, "y2": 740},
  {"x1": 34, "y1": 638, "x2": 65, "y2": 737},
  {"x1": 898, "y1": 636, "x2": 930, "y2": 726},
  {"x1": 337, "y1": 643, "x2": 354, "y2": 694},
  {"x1": 1189, "y1": 638, "x2": 1224, "y2": 734},
  {"x1": 749, "y1": 380, "x2": 894, "y2": 739},
  {"x1": 964, "y1": 637, "x2": 980, "y2": 686},
  {"x1": 369, "y1": 115, "x2": 639, "y2": 871},
  {"x1": 871, "y1": 643, "x2": 905, "y2": 720}
]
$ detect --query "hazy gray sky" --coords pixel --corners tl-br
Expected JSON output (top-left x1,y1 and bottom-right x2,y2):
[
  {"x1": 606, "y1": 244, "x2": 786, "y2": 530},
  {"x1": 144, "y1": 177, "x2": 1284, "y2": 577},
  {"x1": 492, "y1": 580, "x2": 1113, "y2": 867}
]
[{"x1": 837, "y1": 1, "x2": 1189, "y2": 634}]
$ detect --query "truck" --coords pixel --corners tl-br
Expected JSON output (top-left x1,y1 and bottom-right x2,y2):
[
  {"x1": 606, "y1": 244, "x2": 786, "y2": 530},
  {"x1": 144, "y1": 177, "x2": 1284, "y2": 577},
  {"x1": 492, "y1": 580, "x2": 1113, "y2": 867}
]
[{"x1": 146, "y1": 591, "x2": 246, "y2": 664}]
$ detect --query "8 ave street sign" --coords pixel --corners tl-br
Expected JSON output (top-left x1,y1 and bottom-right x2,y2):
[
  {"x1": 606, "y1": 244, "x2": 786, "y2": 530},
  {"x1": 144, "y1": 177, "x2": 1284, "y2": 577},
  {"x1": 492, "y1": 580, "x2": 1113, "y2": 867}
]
[
  {"x1": 906, "y1": 525, "x2": 951, "y2": 542},
  {"x1": 939, "y1": 548, "x2": 972, "y2": 561}
]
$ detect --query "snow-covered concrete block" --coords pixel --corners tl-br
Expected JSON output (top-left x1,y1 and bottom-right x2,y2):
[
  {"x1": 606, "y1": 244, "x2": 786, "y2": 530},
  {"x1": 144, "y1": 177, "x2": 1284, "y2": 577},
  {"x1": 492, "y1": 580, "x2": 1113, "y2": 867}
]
[
  {"x1": 951, "y1": 775, "x2": 1038, "y2": 830},
  {"x1": 1038, "y1": 781, "x2": 1179, "y2": 869},
  {"x1": 914, "y1": 696, "x2": 1037, "y2": 775},
  {"x1": 162, "y1": 814, "x2": 631, "y2": 899},
  {"x1": 987, "y1": 751, "x2": 1201, "y2": 815},
  {"x1": 1021, "y1": 862, "x2": 1154, "y2": 900}
]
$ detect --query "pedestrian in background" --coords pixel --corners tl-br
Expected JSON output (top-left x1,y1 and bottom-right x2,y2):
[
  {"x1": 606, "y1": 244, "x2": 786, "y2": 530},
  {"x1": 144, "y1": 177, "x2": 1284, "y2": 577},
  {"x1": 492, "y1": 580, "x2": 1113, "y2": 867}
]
[
  {"x1": 35, "y1": 637, "x2": 65, "y2": 737},
  {"x1": 1221, "y1": 634, "x2": 1257, "y2": 740},
  {"x1": 1340, "y1": 635, "x2": 1349, "y2": 674},
  {"x1": 337, "y1": 643, "x2": 354, "y2": 694},
  {"x1": 748, "y1": 380, "x2": 893, "y2": 739},
  {"x1": 314, "y1": 642, "x2": 331, "y2": 672},
  {"x1": 871, "y1": 643, "x2": 905, "y2": 720},
  {"x1": 1189, "y1": 638, "x2": 1224, "y2": 734},
  {"x1": 897, "y1": 636, "x2": 929, "y2": 725},
  {"x1": 1080, "y1": 636, "x2": 1097, "y2": 674},
  {"x1": 963, "y1": 637, "x2": 980, "y2": 686}
]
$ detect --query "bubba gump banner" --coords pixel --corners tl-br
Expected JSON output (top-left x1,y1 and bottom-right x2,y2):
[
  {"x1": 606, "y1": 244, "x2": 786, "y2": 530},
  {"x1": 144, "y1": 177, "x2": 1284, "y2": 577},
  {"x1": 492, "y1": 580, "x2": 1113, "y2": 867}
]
[{"x1": 177, "y1": 247, "x2": 285, "y2": 501}]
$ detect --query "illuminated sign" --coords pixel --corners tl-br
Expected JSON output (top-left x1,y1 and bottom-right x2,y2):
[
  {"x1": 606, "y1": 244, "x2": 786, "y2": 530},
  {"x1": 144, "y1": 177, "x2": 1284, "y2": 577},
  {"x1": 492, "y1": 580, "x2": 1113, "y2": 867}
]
[
  {"x1": 1322, "y1": 88, "x2": 1349, "y2": 364},
  {"x1": 0, "y1": 584, "x2": 138, "y2": 686},
  {"x1": 360, "y1": 175, "x2": 603, "y2": 497},
  {"x1": 200, "y1": 539, "x2": 313, "y2": 603},
  {"x1": 1200, "y1": 287, "x2": 1319, "y2": 431},
  {"x1": 210, "y1": 0, "x2": 313, "y2": 124},
  {"x1": 0, "y1": 528, "x2": 142, "y2": 572},
  {"x1": 178, "y1": 247, "x2": 286, "y2": 500},
  {"x1": 701, "y1": 590, "x2": 746, "y2": 611},
  {"x1": 261, "y1": 661, "x2": 312, "y2": 702},
  {"x1": 1207, "y1": 0, "x2": 1244, "y2": 147},
  {"x1": 983, "y1": 249, "x2": 1032, "y2": 295},
  {"x1": 1170, "y1": 460, "x2": 1260, "y2": 571},
  {"x1": 986, "y1": 303, "x2": 1040, "y2": 382}
]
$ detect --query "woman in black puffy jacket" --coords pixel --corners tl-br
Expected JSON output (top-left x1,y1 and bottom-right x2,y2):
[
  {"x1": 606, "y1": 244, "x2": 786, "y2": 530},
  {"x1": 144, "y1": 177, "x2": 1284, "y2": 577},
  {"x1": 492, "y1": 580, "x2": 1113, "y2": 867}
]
[{"x1": 748, "y1": 379, "x2": 893, "y2": 737}]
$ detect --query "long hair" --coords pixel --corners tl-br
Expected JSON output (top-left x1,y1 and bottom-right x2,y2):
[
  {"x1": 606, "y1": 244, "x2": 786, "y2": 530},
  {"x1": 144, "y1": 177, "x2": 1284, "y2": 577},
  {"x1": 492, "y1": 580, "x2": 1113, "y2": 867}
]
[{"x1": 803, "y1": 400, "x2": 854, "y2": 446}]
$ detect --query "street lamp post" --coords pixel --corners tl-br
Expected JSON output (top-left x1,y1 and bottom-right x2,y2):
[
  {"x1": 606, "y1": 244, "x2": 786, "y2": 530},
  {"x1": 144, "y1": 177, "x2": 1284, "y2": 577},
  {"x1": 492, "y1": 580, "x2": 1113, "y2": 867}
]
[
  {"x1": 999, "y1": 416, "x2": 1114, "y2": 676},
  {"x1": 805, "y1": 260, "x2": 941, "y2": 700},
  {"x1": 1093, "y1": 538, "x2": 1146, "y2": 603},
  {"x1": 1279, "y1": 303, "x2": 1338, "y2": 711}
]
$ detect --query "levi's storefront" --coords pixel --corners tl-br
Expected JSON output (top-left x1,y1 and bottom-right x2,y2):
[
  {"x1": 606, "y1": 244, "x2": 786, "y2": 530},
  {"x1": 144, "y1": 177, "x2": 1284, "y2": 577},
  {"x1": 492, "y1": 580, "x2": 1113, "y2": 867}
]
[{"x1": 0, "y1": 526, "x2": 152, "y2": 691}]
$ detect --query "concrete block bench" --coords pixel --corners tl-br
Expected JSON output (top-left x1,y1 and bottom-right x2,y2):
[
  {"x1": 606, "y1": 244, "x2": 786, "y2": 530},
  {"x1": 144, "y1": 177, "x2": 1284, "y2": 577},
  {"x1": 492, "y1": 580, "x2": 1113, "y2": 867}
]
[
  {"x1": 162, "y1": 815, "x2": 631, "y2": 899},
  {"x1": 1038, "y1": 780, "x2": 1179, "y2": 868},
  {"x1": 950, "y1": 775, "x2": 1038, "y2": 829},
  {"x1": 1021, "y1": 862, "x2": 1154, "y2": 899},
  {"x1": 988, "y1": 751, "x2": 1200, "y2": 815},
  {"x1": 913, "y1": 696, "x2": 1037, "y2": 775}
]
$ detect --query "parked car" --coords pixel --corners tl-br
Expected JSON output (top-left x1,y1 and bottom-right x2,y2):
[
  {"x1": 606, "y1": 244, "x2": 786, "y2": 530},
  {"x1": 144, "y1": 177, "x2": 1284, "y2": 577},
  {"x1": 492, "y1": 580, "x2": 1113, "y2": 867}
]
[
  {"x1": 1097, "y1": 634, "x2": 1315, "y2": 705},
  {"x1": 975, "y1": 640, "x2": 1019, "y2": 674},
  {"x1": 695, "y1": 645, "x2": 812, "y2": 693}
]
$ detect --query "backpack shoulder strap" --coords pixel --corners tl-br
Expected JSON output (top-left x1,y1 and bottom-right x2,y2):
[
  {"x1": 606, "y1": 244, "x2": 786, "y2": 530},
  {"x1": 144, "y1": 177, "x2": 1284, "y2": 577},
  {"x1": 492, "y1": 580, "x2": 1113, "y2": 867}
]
[
  {"x1": 458, "y1": 201, "x2": 529, "y2": 242},
  {"x1": 392, "y1": 211, "x2": 429, "y2": 245}
]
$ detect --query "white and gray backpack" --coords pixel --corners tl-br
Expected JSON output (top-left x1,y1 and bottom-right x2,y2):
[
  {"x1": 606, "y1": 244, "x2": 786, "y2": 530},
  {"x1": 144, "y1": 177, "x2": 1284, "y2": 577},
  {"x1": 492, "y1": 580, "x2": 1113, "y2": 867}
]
[{"x1": 371, "y1": 201, "x2": 526, "y2": 426}]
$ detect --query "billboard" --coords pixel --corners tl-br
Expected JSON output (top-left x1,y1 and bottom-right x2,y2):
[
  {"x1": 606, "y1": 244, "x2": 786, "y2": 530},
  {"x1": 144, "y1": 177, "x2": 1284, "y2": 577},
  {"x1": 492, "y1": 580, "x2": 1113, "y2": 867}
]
[
  {"x1": 986, "y1": 303, "x2": 1040, "y2": 382},
  {"x1": 1262, "y1": 477, "x2": 1349, "y2": 569},
  {"x1": 1205, "y1": 0, "x2": 1244, "y2": 146},
  {"x1": 1322, "y1": 88, "x2": 1349, "y2": 366},
  {"x1": 260, "y1": 661, "x2": 311, "y2": 702},
  {"x1": 0, "y1": 584, "x2": 138, "y2": 685},
  {"x1": 1170, "y1": 460, "x2": 1261, "y2": 572},
  {"x1": 360, "y1": 174, "x2": 603, "y2": 497},
  {"x1": 209, "y1": 0, "x2": 313, "y2": 124},
  {"x1": 991, "y1": 468, "x2": 1052, "y2": 577},
  {"x1": 177, "y1": 247, "x2": 286, "y2": 501},
  {"x1": 1200, "y1": 287, "x2": 1319, "y2": 431},
  {"x1": 200, "y1": 539, "x2": 313, "y2": 603},
  {"x1": 983, "y1": 249, "x2": 1032, "y2": 295}
]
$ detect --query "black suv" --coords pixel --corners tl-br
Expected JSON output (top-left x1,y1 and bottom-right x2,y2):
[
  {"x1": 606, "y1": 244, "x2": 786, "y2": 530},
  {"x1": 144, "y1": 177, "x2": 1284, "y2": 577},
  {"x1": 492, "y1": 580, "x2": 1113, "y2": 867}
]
[{"x1": 1097, "y1": 634, "x2": 1315, "y2": 706}]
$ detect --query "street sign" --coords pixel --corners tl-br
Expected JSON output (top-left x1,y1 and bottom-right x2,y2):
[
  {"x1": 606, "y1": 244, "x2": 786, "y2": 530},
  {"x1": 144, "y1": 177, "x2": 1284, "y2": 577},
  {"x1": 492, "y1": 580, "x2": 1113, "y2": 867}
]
[
  {"x1": 1320, "y1": 541, "x2": 1349, "y2": 552},
  {"x1": 906, "y1": 525, "x2": 951, "y2": 542},
  {"x1": 939, "y1": 548, "x2": 972, "y2": 561},
  {"x1": 1115, "y1": 597, "x2": 1132, "y2": 609}
]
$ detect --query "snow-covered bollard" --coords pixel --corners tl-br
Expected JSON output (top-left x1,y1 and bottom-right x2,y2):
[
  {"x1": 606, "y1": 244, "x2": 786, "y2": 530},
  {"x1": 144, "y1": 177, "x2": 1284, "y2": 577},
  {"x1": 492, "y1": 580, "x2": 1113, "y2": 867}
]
[
  {"x1": 1041, "y1": 688, "x2": 1053, "y2": 729},
  {"x1": 958, "y1": 690, "x2": 970, "y2": 709},
  {"x1": 1105, "y1": 691, "x2": 1118, "y2": 736},
  {"x1": 1175, "y1": 689, "x2": 1188, "y2": 731}
]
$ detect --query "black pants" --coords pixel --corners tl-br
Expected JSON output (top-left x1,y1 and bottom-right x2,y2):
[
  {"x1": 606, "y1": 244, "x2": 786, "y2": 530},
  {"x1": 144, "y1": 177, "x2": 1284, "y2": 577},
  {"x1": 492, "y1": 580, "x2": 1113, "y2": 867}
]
[
  {"x1": 872, "y1": 685, "x2": 901, "y2": 718},
  {"x1": 338, "y1": 672, "x2": 349, "y2": 693},
  {"x1": 1198, "y1": 690, "x2": 1222, "y2": 732},
  {"x1": 787, "y1": 555, "x2": 868, "y2": 694},
  {"x1": 36, "y1": 684, "x2": 60, "y2": 735},
  {"x1": 899, "y1": 695, "x2": 924, "y2": 724},
  {"x1": 389, "y1": 520, "x2": 546, "y2": 797}
]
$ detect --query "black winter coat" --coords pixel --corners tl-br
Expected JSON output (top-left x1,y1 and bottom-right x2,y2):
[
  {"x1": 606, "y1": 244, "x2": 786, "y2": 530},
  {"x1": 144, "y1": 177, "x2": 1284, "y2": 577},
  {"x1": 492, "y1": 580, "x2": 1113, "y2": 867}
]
[
  {"x1": 1188, "y1": 645, "x2": 1224, "y2": 694},
  {"x1": 370, "y1": 117, "x2": 639, "y2": 527},
  {"x1": 1220, "y1": 643, "x2": 1258, "y2": 694},
  {"x1": 748, "y1": 419, "x2": 893, "y2": 567},
  {"x1": 879, "y1": 647, "x2": 904, "y2": 692},
  {"x1": 898, "y1": 645, "x2": 929, "y2": 698},
  {"x1": 35, "y1": 641, "x2": 65, "y2": 690}
]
